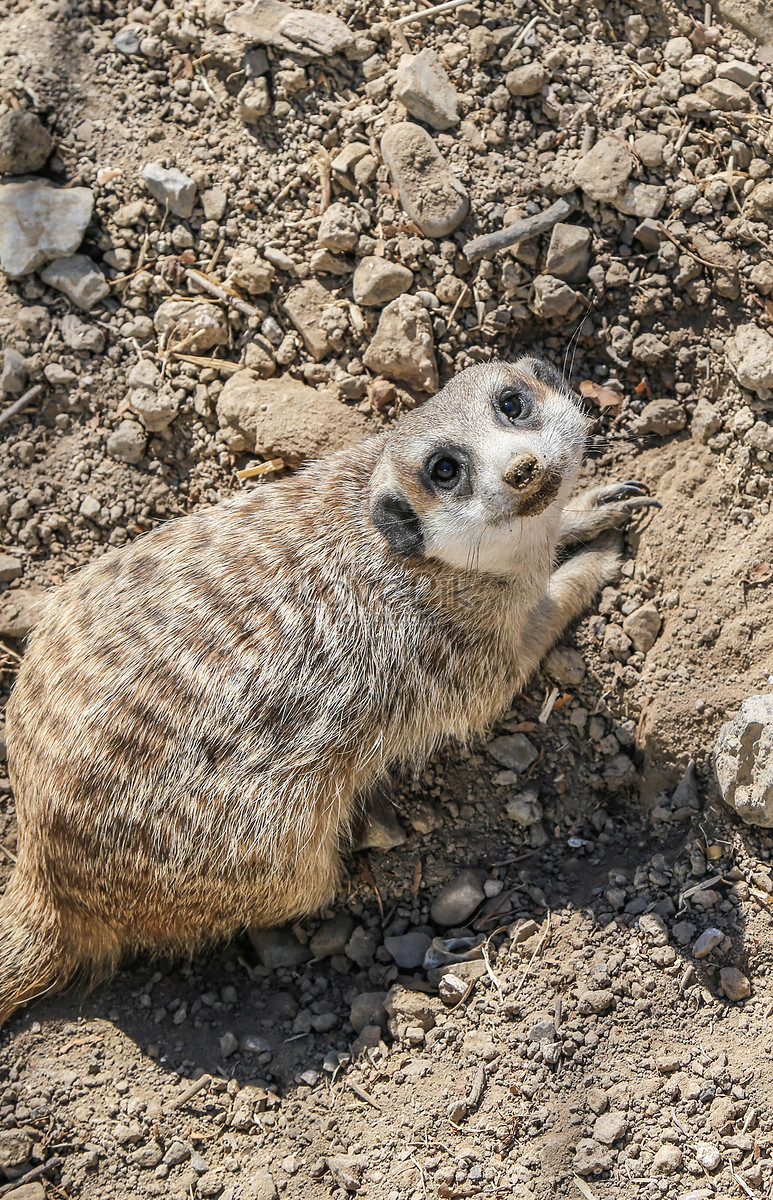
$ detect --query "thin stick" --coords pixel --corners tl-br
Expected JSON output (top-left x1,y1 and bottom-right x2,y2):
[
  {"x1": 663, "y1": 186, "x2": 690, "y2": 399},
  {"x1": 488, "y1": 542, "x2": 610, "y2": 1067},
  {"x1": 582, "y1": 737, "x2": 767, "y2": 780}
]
[
  {"x1": 446, "y1": 282, "x2": 470, "y2": 329},
  {"x1": 184, "y1": 268, "x2": 259, "y2": 318},
  {"x1": 0, "y1": 1158, "x2": 63, "y2": 1197},
  {"x1": 236, "y1": 459, "x2": 285, "y2": 481},
  {"x1": 0, "y1": 384, "x2": 44, "y2": 431},
  {"x1": 513, "y1": 911, "x2": 551, "y2": 996},
  {"x1": 394, "y1": 0, "x2": 468, "y2": 26},
  {"x1": 164, "y1": 1073, "x2": 212, "y2": 1114},
  {"x1": 348, "y1": 1080, "x2": 381, "y2": 1110},
  {"x1": 463, "y1": 193, "x2": 578, "y2": 262},
  {"x1": 0, "y1": 843, "x2": 17, "y2": 864}
]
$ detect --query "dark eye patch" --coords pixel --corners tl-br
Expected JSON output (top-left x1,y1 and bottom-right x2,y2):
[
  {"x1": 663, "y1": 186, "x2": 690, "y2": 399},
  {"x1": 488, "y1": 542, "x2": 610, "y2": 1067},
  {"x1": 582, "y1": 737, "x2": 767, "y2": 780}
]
[{"x1": 495, "y1": 383, "x2": 534, "y2": 423}]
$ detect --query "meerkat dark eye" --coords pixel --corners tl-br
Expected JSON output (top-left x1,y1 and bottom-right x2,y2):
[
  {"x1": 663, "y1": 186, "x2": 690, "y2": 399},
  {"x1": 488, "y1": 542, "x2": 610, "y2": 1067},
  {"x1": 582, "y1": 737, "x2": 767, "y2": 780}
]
[
  {"x1": 429, "y1": 455, "x2": 461, "y2": 488},
  {"x1": 497, "y1": 388, "x2": 526, "y2": 421}
]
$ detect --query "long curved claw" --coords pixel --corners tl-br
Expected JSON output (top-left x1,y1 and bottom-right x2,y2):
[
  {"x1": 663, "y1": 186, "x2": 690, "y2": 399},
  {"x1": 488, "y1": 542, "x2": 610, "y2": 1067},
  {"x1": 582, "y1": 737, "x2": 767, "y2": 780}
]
[
  {"x1": 622, "y1": 496, "x2": 661, "y2": 513},
  {"x1": 596, "y1": 480, "x2": 651, "y2": 505}
]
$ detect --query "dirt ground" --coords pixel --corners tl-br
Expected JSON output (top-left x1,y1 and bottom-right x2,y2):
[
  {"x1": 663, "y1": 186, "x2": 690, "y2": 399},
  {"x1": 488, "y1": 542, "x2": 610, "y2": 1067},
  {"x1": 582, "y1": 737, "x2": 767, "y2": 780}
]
[{"x1": 1, "y1": 0, "x2": 773, "y2": 1198}]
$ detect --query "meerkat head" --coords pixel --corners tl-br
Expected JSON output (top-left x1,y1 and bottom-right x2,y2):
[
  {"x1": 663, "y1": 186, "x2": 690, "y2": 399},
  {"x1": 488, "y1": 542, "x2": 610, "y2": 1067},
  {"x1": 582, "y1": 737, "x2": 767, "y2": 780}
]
[{"x1": 369, "y1": 356, "x2": 590, "y2": 575}]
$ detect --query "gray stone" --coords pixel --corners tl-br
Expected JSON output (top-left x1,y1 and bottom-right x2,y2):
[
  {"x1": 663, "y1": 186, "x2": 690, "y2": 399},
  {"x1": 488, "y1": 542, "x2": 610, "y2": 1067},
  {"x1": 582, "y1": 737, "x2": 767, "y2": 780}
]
[
  {"x1": 652, "y1": 1145, "x2": 682, "y2": 1175},
  {"x1": 225, "y1": 0, "x2": 355, "y2": 58},
  {"x1": 573, "y1": 136, "x2": 633, "y2": 203},
  {"x1": 622, "y1": 603, "x2": 661, "y2": 652},
  {"x1": 0, "y1": 179, "x2": 94, "y2": 277},
  {"x1": 693, "y1": 928, "x2": 723, "y2": 959},
  {"x1": 544, "y1": 224, "x2": 591, "y2": 282},
  {"x1": 352, "y1": 257, "x2": 413, "y2": 306},
  {"x1": 394, "y1": 49, "x2": 459, "y2": 129},
  {"x1": 132, "y1": 1141, "x2": 164, "y2": 1169},
  {"x1": 0, "y1": 554, "x2": 22, "y2": 583},
  {"x1": 634, "y1": 132, "x2": 667, "y2": 167},
  {"x1": 0, "y1": 1130, "x2": 33, "y2": 1175},
  {"x1": 201, "y1": 188, "x2": 227, "y2": 222},
  {"x1": 219, "y1": 1031, "x2": 239, "y2": 1057},
  {"x1": 614, "y1": 182, "x2": 667, "y2": 219},
  {"x1": 2, "y1": 1184, "x2": 45, "y2": 1200},
  {"x1": 505, "y1": 62, "x2": 548, "y2": 96},
  {"x1": 61, "y1": 313, "x2": 105, "y2": 353},
  {"x1": 114, "y1": 25, "x2": 141, "y2": 55},
  {"x1": 726, "y1": 323, "x2": 773, "y2": 397},
  {"x1": 363, "y1": 294, "x2": 438, "y2": 393},
  {"x1": 603, "y1": 623, "x2": 632, "y2": 661},
  {"x1": 573, "y1": 1138, "x2": 613, "y2": 1176},
  {"x1": 384, "y1": 931, "x2": 432, "y2": 969},
  {"x1": 40, "y1": 255, "x2": 109, "y2": 310},
  {"x1": 130, "y1": 386, "x2": 179, "y2": 433},
  {"x1": 241, "y1": 1167, "x2": 277, "y2": 1200},
  {"x1": 0, "y1": 110, "x2": 52, "y2": 175},
  {"x1": 154, "y1": 299, "x2": 229, "y2": 353},
  {"x1": 346, "y1": 926, "x2": 377, "y2": 968},
  {"x1": 543, "y1": 644, "x2": 586, "y2": 684},
  {"x1": 238, "y1": 78, "x2": 271, "y2": 122},
  {"x1": 577, "y1": 988, "x2": 613, "y2": 1015},
  {"x1": 429, "y1": 868, "x2": 486, "y2": 926},
  {"x1": 695, "y1": 1142, "x2": 722, "y2": 1171},
  {"x1": 531, "y1": 275, "x2": 582, "y2": 320},
  {"x1": 349, "y1": 992, "x2": 387, "y2": 1033},
  {"x1": 714, "y1": 694, "x2": 773, "y2": 827},
  {"x1": 593, "y1": 1111, "x2": 628, "y2": 1145},
  {"x1": 141, "y1": 163, "x2": 197, "y2": 218},
  {"x1": 249, "y1": 928, "x2": 310, "y2": 970},
  {"x1": 0, "y1": 588, "x2": 48, "y2": 639},
  {"x1": 691, "y1": 397, "x2": 722, "y2": 444},
  {"x1": 631, "y1": 334, "x2": 669, "y2": 366},
  {"x1": 326, "y1": 1155, "x2": 364, "y2": 1192},
  {"x1": 107, "y1": 420, "x2": 146, "y2": 465},
  {"x1": 633, "y1": 218, "x2": 666, "y2": 250},
  {"x1": 487, "y1": 733, "x2": 538, "y2": 772},
  {"x1": 505, "y1": 790, "x2": 542, "y2": 827},
  {"x1": 1, "y1": 347, "x2": 27, "y2": 398},
  {"x1": 719, "y1": 966, "x2": 751, "y2": 1001},
  {"x1": 384, "y1": 983, "x2": 440, "y2": 1037},
  {"x1": 317, "y1": 202, "x2": 360, "y2": 252},
  {"x1": 310, "y1": 914, "x2": 355, "y2": 959},
  {"x1": 352, "y1": 792, "x2": 406, "y2": 851},
  {"x1": 380, "y1": 123, "x2": 469, "y2": 238},
  {"x1": 216, "y1": 370, "x2": 368, "y2": 462},
  {"x1": 716, "y1": 59, "x2": 759, "y2": 86},
  {"x1": 697, "y1": 77, "x2": 750, "y2": 111}
]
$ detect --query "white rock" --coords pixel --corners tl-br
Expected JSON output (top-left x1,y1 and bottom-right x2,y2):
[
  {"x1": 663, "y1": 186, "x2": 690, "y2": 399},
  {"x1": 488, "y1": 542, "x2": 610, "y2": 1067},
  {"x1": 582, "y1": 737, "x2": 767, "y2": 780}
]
[
  {"x1": 0, "y1": 110, "x2": 52, "y2": 174},
  {"x1": 622, "y1": 603, "x2": 661, "y2": 653},
  {"x1": 0, "y1": 179, "x2": 94, "y2": 278},
  {"x1": 153, "y1": 299, "x2": 228, "y2": 353},
  {"x1": 362, "y1": 293, "x2": 438, "y2": 393},
  {"x1": 716, "y1": 59, "x2": 758, "y2": 86},
  {"x1": 40, "y1": 255, "x2": 109, "y2": 310},
  {"x1": 130, "y1": 387, "x2": 179, "y2": 433},
  {"x1": 225, "y1": 0, "x2": 355, "y2": 58},
  {"x1": 544, "y1": 224, "x2": 591, "y2": 282},
  {"x1": 573, "y1": 136, "x2": 633, "y2": 203},
  {"x1": 394, "y1": 49, "x2": 459, "y2": 130},
  {"x1": 141, "y1": 163, "x2": 197, "y2": 219},
  {"x1": 316, "y1": 202, "x2": 360, "y2": 252},
  {"x1": 714, "y1": 694, "x2": 773, "y2": 827},
  {"x1": 695, "y1": 1143, "x2": 721, "y2": 1171},
  {"x1": 107, "y1": 420, "x2": 146, "y2": 464},
  {"x1": 238, "y1": 78, "x2": 271, "y2": 122},
  {"x1": 61, "y1": 314, "x2": 105, "y2": 354},
  {"x1": 726, "y1": 323, "x2": 773, "y2": 397}
]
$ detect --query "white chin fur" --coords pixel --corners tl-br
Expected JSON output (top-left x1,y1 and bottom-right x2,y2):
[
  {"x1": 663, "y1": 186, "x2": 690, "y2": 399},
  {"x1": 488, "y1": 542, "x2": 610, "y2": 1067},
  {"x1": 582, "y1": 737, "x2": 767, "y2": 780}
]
[{"x1": 424, "y1": 489, "x2": 568, "y2": 577}]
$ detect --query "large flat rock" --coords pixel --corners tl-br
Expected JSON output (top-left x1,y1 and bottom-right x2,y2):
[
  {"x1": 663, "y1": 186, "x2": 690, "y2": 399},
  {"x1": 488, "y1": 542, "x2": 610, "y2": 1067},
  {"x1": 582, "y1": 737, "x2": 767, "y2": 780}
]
[
  {"x1": 0, "y1": 179, "x2": 94, "y2": 278},
  {"x1": 380, "y1": 123, "x2": 469, "y2": 238}
]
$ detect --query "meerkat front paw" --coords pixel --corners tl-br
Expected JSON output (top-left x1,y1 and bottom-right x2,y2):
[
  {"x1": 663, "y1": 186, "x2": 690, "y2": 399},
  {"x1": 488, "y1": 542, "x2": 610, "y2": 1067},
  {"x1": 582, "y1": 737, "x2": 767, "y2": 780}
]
[{"x1": 558, "y1": 481, "x2": 660, "y2": 549}]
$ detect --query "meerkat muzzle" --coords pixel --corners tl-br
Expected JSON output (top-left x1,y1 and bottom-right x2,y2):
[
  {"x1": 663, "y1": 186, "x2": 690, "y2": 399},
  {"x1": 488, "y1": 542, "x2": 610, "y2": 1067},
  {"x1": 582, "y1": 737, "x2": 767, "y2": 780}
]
[
  {"x1": 502, "y1": 455, "x2": 563, "y2": 518},
  {"x1": 503, "y1": 453, "x2": 544, "y2": 494}
]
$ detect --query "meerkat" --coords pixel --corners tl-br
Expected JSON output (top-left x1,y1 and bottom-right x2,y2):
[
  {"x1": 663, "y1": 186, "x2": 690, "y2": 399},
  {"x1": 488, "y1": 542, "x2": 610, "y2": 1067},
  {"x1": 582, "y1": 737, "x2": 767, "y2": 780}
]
[{"x1": 0, "y1": 356, "x2": 656, "y2": 1028}]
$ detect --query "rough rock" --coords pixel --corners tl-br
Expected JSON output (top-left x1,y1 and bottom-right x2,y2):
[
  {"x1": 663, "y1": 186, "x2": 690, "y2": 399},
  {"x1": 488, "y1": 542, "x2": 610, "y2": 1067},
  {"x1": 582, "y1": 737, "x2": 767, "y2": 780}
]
[
  {"x1": 380, "y1": 123, "x2": 469, "y2": 238},
  {"x1": 154, "y1": 299, "x2": 229, "y2": 353},
  {"x1": 1, "y1": 348, "x2": 27, "y2": 398},
  {"x1": 0, "y1": 110, "x2": 52, "y2": 175},
  {"x1": 622, "y1": 603, "x2": 662, "y2": 653},
  {"x1": 714, "y1": 695, "x2": 773, "y2": 827},
  {"x1": 719, "y1": 967, "x2": 751, "y2": 1001},
  {"x1": 384, "y1": 984, "x2": 441, "y2": 1037},
  {"x1": 531, "y1": 275, "x2": 582, "y2": 320},
  {"x1": 394, "y1": 49, "x2": 459, "y2": 129},
  {"x1": 614, "y1": 182, "x2": 667, "y2": 219},
  {"x1": 225, "y1": 0, "x2": 355, "y2": 58},
  {"x1": 0, "y1": 554, "x2": 22, "y2": 583},
  {"x1": 310, "y1": 914, "x2": 354, "y2": 959},
  {"x1": 225, "y1": 246, "x2": 275, "y2": 294},
  {"x1": 352, "y1": 792, "x2": 407, "y2": 851},
  {"x1": 543, "y1": 644, "x2": 586, "y2": 685},
  {"x1": 573, "y1": 136, "x2": 633, "y2": 203},
  {"x1": 487, "y1": 733, "x2": 538, "y2": 772},
  {"x1": 505, "y1": 790, "x2": 543, "y2": 827},
  {"x1": 141, "y1": 162, "x2": 197, "y2": 218},
  {"x1": 363, "y1": 294, "x2": 438, "y2": 393},
  {"x1": 61, "y1": 313, "x2": 105, "y2": 353},
  {"x1": 0, "y1": 1130, "x2": 33, "y2": 1175},
  {"x1": 114, "y1": 25, "x2": 141, "y2": 55},
  {"x1": 505, "y1": 62, "x2": 547, "y2": 96},
  {"x1": 0, "y1": 179, "x2": 94, "y2": 278},
  {"x1": 40, "y1": 255, "x2": 109, "y2": 310},
  {"x1": 691, "y1": 397, "x2": 722, "y2": 444},
  {"x1": 429, "y1": 869, "x2": 486, "y2": 926},
  {"x1": 652, "y1": 1145, "x2": 682, "y2": 1175},
  {"x1": 573, "y1": 1138, "x2": 613, "y2": 1176},
  {"x1": 350, "y1": 992, "x2": 387, "y2": 1033},
  {"x1": 544, "y1": 224, "x2": 591, "y2": 282},
  {"x1": 316, "y1": 202, "x2": 360, "y2": 252},
  {"x1": 216, "y1": 370, "x2": 368, "y2": 462},
  {"x1": 130, "y1": 387, "x2": 179, "y2": 433},
  {"x1": 593, "y1": 1111, "x2": 628, "y2": 1145},
  {"x1": 248, "y1": 929, "x2": 310, "y2": 970},
  {"x1": 697, "y1": 77, "x2": 750, "y2": 110},
  {"x1": 326, "y1": 1155, "x2": 364, "y2": 1192},
  {"x1": 352, "y1": 257, "x2": 413, "y2": 307},
  {"x1": 693, "y1": 928, "x2": 723, "y2": 958},
  {"x1": 0, "y1": 588, "x2": 48, "y2": 639},
  {"x1": 726, "y1": 323, "x2": 773, "y2": 397},
  {"x1": 282, "y1": 279, "x2": 337, "y2": 361},
  {"x1": 238, "y1": 78, "x2": 271, "y2": 121},
  {"x1": 577, "y1": 988, "x2": 613, "y2": 1015},
  {"x1": 107, "y1": 420, "x2": 146, "y2": 464}
]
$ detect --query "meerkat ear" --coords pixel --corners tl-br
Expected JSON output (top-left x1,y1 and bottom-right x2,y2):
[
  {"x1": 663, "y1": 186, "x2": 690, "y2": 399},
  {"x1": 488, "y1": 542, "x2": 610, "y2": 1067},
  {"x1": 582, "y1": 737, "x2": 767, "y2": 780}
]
[
  {"x1": 371, "y1": 492, "x2": 424, "y2": 557},
  {"x1": 519, "y1": 354, "x2": 569, "y2": 394}
]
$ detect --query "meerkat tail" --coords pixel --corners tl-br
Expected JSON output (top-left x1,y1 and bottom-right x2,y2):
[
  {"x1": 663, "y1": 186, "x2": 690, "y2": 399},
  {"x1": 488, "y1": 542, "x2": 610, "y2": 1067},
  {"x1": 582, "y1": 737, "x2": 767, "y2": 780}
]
[{"x1": 0, "y1": 867, "x2": 115, "y2": 1030}]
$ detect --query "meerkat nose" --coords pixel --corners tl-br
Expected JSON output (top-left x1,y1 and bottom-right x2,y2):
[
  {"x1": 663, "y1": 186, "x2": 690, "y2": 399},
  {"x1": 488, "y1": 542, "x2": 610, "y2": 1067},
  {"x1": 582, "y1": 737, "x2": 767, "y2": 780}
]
[{"x1": 503, "y1": 453, "x2": 543, "y2": 492}]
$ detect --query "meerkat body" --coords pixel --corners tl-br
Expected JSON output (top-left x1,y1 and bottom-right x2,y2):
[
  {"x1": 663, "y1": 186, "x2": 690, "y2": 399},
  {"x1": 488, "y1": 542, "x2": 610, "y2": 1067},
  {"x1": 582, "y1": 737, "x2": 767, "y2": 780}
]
[{"x1": 1, "y1": 359, "x2": 655, "y2": 1027}]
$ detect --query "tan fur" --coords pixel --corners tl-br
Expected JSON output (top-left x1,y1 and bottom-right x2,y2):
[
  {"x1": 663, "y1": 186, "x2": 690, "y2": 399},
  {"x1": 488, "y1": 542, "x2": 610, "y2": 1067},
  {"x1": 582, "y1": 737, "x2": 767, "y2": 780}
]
[{"x1": 1, "y1": 358, "x2": 638, "y2": 1028}]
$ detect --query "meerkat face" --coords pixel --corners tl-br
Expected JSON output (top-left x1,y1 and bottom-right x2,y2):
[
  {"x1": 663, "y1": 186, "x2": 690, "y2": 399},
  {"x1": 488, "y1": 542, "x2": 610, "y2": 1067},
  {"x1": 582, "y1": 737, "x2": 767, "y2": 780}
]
[{"x1": 369, "y1": 356, "x2": 590, "y2": 575}]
